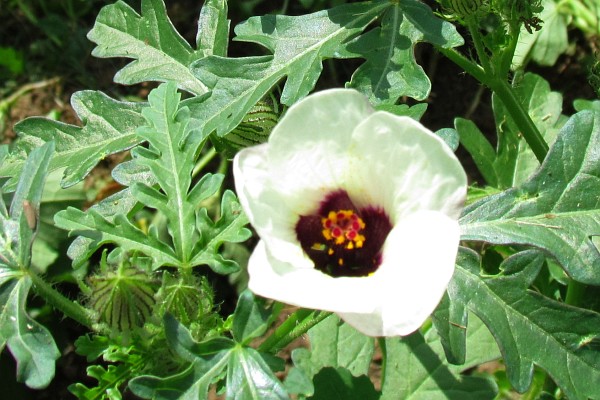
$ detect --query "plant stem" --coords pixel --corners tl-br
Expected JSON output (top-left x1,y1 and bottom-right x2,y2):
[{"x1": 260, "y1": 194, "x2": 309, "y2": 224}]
[
  {"x1": 258, "y1": 309, "x2": 331, "y2": 353},
  {"x1": 436, "y1": 47, "x2": 487, "y2": 83},
  {"x1": 436, "y1": 48, "x2": 549, "y2": 163},
  {"x1": 377, "y1": 337, "x2": 387, "y2": 389},
  {"x1": 489, "y1": 79, "x2": 548, "y2": 162},
  {"x1": 192, "y1": 147, "x2": 217, "y2": 178},
  {"x1": 28, "y1": 271, "x2": 95, "y2": 328},
  {"x1": 467, "y1": 20, "x2": 492, "y2": 75}
]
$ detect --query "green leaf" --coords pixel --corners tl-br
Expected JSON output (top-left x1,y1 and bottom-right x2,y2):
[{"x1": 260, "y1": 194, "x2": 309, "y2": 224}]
[
  {"x1": 380, "y1": 315, "x2": 499, "y2": 400},
  {"x1": 227, "y1": 345, "x2": 288, "y2": 400},
  {"x1": 0, "y1": 142, "x2": 59, "y2": 389},
  {"x1": 66, "y1": 160, "x2": 157, "y2": 267},
  {"x1": 448, "y1": 249, "x2": 600, "y2": 398},
  {"x1": 10, "y1": 141, "x2": 54, "y2": 267},
  {"x1": 70, "y1": 364, "x2": 130, "y2": 400},
  {"x1": 492, "y1": 73, "x2": 564, "y2": 187},
  {"x1": 232, "y1": 290, "x2": 271, "y2": 344},
  {"x1": 286, "y1": 314, "x2": 374, "y2": 397},
  {"x1": 88, "y1": 0, "x2": 208, "y2": 95},
  {"x1": 1, "y1": 91, "x2": 146, "y2": 191},
  {"x1": 434, "y1": 127, "x2": 460, "y2": 152},
  {"x1": 574, "y1": 98, "x2": 600, "y2": 113},
  {"x1": 512, "y1": 0, "x2": 568, "y2": 68},
  {"x1": 456, "y1": 73, "x2": 564, "y2": 188},
  {"x1": 129, "y1": 315, "x2": 287, "y2": 400},
  {"x1": 130, "y1": 315, "x2": 233, "y2": 399},
  {"x1": 54, "y1": 208, "x2": 179, "y2": 270},
  {"x1": 70, "y1": 338, "x2": 145, "y2": 400},
  {"x1": 460, "y1": 110, "x2": 600, "y2": 284},
  {"x1": 309, "y1": 367, "x2": 379, "y2": 400},
  {"x1": 376, "y1": 103, "x2": 428, "y2": 120},
  {"x1": 0, "y1": 278, "x2": 60, "y2": 389},
  {"x1": 191, "y1": 190, "x2": 252, "y2": 274},
  {"x1": 347, "y1": 0, "x2": 463, "y2": 104},
  {"x1": 196, "y1": 0, "x2": 230, "y2": 57},
  {"x1": 186, "y1": 1, "x2": 389, "y2": 138},
  {"x1": 455, "y1": 118, "x2": 498, "y2": 187},
  {"x1": 74, "y1": 335, "x2": 111, "y2": 362},
  {"x1": 131, "y1": 81, "x2": 210, "y2": 262},
  {"x1": 431, "y1": 293, "x2": 468, "y2": 365}
]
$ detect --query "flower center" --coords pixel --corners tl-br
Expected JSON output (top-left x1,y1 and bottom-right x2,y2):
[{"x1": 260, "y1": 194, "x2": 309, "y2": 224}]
[
  {"x1": 295, "y1": 190, "x2": 392, "y2": 277},
  {"x1": 321, "y1": 210, "x2": 365, "y2": 250}
]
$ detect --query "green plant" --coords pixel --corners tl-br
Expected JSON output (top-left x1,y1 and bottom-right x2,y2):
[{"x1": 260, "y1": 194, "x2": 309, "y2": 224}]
[{"x1": 1, "y1": 0, "x2": 600, "y2": 398}]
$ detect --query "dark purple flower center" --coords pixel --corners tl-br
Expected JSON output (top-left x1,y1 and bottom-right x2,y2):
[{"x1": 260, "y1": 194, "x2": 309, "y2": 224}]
[{"x1": 295, "y1": 190, "x2": 392, "y2": 277}]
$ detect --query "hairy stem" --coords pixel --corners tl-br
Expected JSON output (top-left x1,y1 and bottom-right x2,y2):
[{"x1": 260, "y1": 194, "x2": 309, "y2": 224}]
[
  {"x1": 258, "y1": 309, "x2": 331, "y2": 353},
  {"x1": 29, "y1": 271, "x2": 95, "y2": 328}
]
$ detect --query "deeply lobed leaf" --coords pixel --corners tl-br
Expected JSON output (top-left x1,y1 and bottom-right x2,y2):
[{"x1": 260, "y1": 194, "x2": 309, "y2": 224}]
[
  {"x1": 0, "y1": 143, "x2": 60, "y2": 389},
  {"x1": 347, "y1": 0, "x2": 463, "y2": 104},
  {"x1": 1, "y1": 91, "x2": 145, "y2": 191},
  {"x1": 129, "y1": 314, "x2": 286, "y2": 399},
  {"x1": 186, "y1": 1, "x2": 389, "y2": 138},
  {"x1": 461, "y1": 110, "x2": 600, "y2": 284},
  {"x1": 191, "y1": 190, "x2": 252, "y2": 274},
  {"x1": 132, "y1": 81, "x2": 209, "y2": 262},
  {"x1": 54, "y1": 208, "x2": 179, "y2": 270},
  {"x1": 88, "y1": 0, "x2": 208, "y2": 94},
  {"x1": 445, "y1": 249, "x2": 600, "y2": 398}
]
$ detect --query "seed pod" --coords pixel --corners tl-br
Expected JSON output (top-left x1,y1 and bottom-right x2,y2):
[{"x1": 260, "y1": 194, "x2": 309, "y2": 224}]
[
  {"x1": 88, "y1": 264, "x2": 158, "y2": 334},
  {"x1": 440, "y1": 0, "x2": 484, "y2": 19},
  {"x1": 213, "y1": 95, "x2": 280, "y2": 157}
]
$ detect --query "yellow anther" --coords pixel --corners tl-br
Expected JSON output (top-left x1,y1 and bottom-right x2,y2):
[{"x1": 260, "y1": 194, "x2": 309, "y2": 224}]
[{"x1": 321, "y1": 209, "x2": 366, "y2": 250}]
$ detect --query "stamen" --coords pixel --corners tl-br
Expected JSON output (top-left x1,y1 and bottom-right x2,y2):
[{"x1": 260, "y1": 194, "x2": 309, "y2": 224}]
[
  {"x1": 321, "y1": 209, "x2": 366, "y2": 255},
  {"x1": 295, "y1": 190, "x2": 392, "y2": 277}
]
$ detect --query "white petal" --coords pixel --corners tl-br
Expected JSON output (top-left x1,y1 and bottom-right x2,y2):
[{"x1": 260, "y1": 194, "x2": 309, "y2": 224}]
[
  {"x1": 346, "y1": 112, "x2": 467, "y2": 222},
  {"x1": 234, "y1": 145, "x2": 306, "y2": 266},
  {"x1": 338, "y1": 210, "x2": 459, "y2": 336},
  {"x1": 266, "y1": 89, "x2": 374, "y2": 215},
  {"x1": 248, "y1": 241, "x2": 383, "y2": 314}
]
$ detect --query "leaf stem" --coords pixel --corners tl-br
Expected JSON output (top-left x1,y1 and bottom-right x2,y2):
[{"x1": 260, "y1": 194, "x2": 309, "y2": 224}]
[
  {"x1": 28, "y1": 271, "x2": 95, "y2": 328},
  {"x1": 192, "y1": 147, "x2": 217, "y2": 178},
  {"x1": 258, "y1": 309, "x2": 331, "y2": 353}
]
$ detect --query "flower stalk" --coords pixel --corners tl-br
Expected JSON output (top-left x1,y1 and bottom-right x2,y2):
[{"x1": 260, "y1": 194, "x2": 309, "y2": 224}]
[{"x1": 258, "y1": 309, "x2": 331, "y2": 353}]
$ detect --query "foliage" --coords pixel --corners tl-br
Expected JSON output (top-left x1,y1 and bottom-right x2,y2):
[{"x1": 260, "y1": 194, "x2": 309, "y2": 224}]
[
  {"x1": 0, "y1": 142, "x2": 61, "y2": 389},
  {"x1": 1, "y1": 0, "x2": 599, "y2": 398}
]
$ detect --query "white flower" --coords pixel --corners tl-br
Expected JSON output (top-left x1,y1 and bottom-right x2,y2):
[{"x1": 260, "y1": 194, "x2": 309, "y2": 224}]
[{"x1": 233, "y1": 89, "x2": 467, "y2": 337}]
